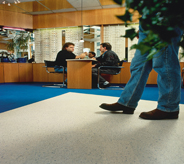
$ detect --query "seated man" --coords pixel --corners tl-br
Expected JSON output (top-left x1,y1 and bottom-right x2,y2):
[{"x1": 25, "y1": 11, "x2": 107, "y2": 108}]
[
  {"x1": 92, "y1": 42, "x2": 120, "y2": 88},
  {"x1": 54, "y1": 42, "x2": 87, "y2": 83},
  {"x1": 88, "y1": 51, "x2": 96, "y2": 58}
]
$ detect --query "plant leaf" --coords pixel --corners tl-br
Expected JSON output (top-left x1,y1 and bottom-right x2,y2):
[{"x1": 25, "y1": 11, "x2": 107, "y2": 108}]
[
  {"x1": 122, "y1": 28, "x2": 138, "y2": 40},
  {"x1": 117, "y1": 10, "x2": 133, "y2": 22},
  {"x1": 131, "y1": 42, "x2": 153, "y2": 55},
  {"x1": 113, "y1": 0, "x2": 123, "y2": 5}
]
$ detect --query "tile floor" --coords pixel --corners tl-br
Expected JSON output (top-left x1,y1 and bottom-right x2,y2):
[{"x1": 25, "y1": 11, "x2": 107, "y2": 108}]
[{"x1": 1, "y1": 93, "x2": 184, "y2": 164}]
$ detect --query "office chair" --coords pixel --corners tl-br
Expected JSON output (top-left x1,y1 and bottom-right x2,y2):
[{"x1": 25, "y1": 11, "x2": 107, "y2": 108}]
[
  {"x1": 43, "y1": 60, "x2": 66, "y2": 88},
  {"x1": 97, "y1": 60, "x2": 125, "y2": 90}
]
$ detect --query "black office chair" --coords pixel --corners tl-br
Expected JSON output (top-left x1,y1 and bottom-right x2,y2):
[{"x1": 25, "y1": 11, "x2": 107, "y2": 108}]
[
  {"x1": 43, "y1": 60, "x2": 66, "y2": 88},
  {"x1": 97, "y1": 60, "x2": 125, "y2": 90}
]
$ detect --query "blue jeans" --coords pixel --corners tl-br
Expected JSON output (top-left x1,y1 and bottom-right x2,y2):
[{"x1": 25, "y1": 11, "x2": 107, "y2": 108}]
[
  {"x1": 54, "y1": 66, "x2": 67, "y2": 82},
  {"x1": 54, "y1": 66, "x2": 67, "y2": 73},
  {"x1": 118, "y1": 23, "x2": 183, "y2": 112}
]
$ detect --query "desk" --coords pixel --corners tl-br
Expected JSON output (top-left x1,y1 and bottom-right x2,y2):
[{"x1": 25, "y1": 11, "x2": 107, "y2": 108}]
[{"x1": 66, "y1": 59, "x2": 95, "y2": 89}]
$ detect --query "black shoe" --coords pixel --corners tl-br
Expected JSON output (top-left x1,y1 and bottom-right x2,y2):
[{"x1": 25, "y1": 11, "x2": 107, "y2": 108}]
[
  {"x1": 100, "y1": 83, "x2": 110, "y2": 88},
  {"x1": 99, "y1": 102, "x2": 135, "y2": 114},
  {"x1": 139, "y1": 109, "x2": 179, "y2": 120}
]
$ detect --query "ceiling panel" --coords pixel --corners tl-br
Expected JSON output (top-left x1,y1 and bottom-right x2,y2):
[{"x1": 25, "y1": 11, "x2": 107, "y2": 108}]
[
  {"x1": 0, "y1": 0, "x2": 124, "y2": 15},
  {"x1": 52, "y1": 8, "x2": 76, "y2": 13},
  {"x1": 67, "y1": 0, "x2": 101, "y2": 10},
  {"x1": 33, "y1": 1, "x2": 50, "y2": 12},
  {"x1": 39, "y1": 0, "x2": 73, "y2": 11}
]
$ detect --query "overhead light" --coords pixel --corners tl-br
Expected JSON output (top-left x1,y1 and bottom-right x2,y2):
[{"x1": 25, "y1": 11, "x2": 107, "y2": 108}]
[
  {"x1": 2, "y1": 1, "x2": 5, "y2": 4},
  {"x1": 8, "y1": 3, "x2": 10, "y2": 6},
  {"x1": 79, "y1": 0, "x2": 84, "y2": 43},
  {"x1": 91, "y1": 26, "x2": 101, "y2": 29},
  {"x1": 3, "y1": 26, "x2": 25, "y2": 31},
  {"x1": 17, "y1": 0, "x2": 20, "y2": 3},
  {"x1": 14, "y1": 1, "x2": 17, "y2": 4}
]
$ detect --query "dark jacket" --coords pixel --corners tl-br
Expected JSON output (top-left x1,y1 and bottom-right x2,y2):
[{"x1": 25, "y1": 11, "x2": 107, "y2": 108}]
[
  {"x1": 95, "y1": 50, "x2": 120, "y2": 68},
  {"x1": 55, "y1": 50, "x2": 76, "y2": 67}
]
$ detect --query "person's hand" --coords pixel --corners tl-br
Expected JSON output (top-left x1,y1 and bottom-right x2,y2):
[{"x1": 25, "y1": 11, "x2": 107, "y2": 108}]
[
  {"x1": 79, "y1": 53, "x2": 86, "y2": 59},
  {"x1": 91, "y1": 57, "x2": 96, "y2": 60},
  {"x1": 92, "y1": 64, "x2": 96, "y2": 68}
]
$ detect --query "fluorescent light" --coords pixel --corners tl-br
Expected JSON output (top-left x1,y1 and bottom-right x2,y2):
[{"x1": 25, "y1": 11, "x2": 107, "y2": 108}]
[{"x1": 3, "y1": 26, "x2": 25, "y2": 31}]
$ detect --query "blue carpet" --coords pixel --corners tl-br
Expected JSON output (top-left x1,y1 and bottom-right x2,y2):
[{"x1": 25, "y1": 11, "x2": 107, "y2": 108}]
[{"x1": 0, "y1": 82, "x2": 184, "y2": 113}]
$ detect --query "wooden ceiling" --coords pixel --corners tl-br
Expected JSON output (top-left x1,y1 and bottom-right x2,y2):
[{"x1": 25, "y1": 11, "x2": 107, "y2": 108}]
[{"x1": 0, "y1": 0, "x2": 123, "y2": 15}]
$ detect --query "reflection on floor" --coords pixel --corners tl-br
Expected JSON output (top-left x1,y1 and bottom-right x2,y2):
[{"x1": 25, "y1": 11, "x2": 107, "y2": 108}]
[{"x1": 1, "y1": 93, "x2": 184, "y2": 164}]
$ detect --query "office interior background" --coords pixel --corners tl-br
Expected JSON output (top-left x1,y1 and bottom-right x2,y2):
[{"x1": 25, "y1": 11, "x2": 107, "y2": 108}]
[{"x1": 0, "y1": 0, "x2": 184, "y2": 164}]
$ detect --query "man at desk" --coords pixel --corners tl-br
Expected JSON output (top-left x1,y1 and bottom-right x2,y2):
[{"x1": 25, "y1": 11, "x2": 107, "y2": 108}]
[
  {"x1": 54, "y1": 42, "x2": 87, "y2": 73},
  {"x1": 88, "y1": 51, "x2": 96, "y2": 59},
  {"x1": 92, "y1": 42, "x2": 120, "y2": 88}
]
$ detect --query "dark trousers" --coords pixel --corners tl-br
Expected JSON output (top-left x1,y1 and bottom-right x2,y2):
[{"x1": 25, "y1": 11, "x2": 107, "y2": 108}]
[
  {"x1": 92, "y1": 68, "x2": 107, "y2": 86},
  {"x1": 92, "y1": 68, "x2": 118, "y2": 88}
]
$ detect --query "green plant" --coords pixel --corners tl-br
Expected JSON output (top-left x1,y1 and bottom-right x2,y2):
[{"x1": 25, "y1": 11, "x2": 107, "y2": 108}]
[
  {"x1": 15, "y1": 33, "x2": 30, "y2": 52},
  {"x1": 7, "y1": 39, "x2": 16, "y2": 52},
  {"x1": 7, "y1": 32, "x2": 30, "y2": 55},
  {"x1": 114, "y1": 0, "x2": 184, "y2": 60}
]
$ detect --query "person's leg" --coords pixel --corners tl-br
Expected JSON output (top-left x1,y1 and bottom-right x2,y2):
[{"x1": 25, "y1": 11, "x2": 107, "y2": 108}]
[
  {"x1": 117, "y1": 56, "x2": 152, "y2": 108},
  {"x1": 54, "y1": 67, "x2": 67, "y2": 83},
  {"x1": 140, "y1": 26, "x2": 183, "y2": 119},
  {"x1": 155, "y1": 29, "x2": 182, "y2": 112},
  {"x1": 100, "y1": 23, "x2": 153, "y2": 113},
  {"x1": 92, "y1": 68, "x2": 109, "y2": 88}
]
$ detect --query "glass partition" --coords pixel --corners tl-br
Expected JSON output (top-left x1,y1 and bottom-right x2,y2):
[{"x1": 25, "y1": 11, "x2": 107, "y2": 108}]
[{"x1": 83, "y1": 25, "x2": 101, "y2": 57}]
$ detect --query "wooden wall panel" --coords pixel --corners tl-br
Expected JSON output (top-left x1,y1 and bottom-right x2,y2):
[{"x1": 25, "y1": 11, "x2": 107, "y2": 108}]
[
  {"x1": 180, "y1": 62, "x2": 184, "y2": 72},
  {"x1": 19, "y1": 63, "x2": 33, "y2": 82},
  {"x1": 0, "y1": 10, "x2": 4, "y2": 25},
  {"x1": 55, "y1": 11, "x2": 80, "y2": 27},
  {"x1": 48, "y1": 73, "x2": 65, "y2": 82},
  {"x1": 0, "y1": 10, "x2": 33, "y2": 29},
  {"x1": 3, "y1": 63, "x2": 19, "y2": 83},
  {"x1": 109, "y1": 74, "x2": 121, "y2": 84},
  {"x1": 1, "y1": 62, "x2": 184, "y2": 84},
  {"x1": 119, "y1": 62, "x2": 158, "y2": 84},
  {"x1": 47, "y1": 67, "x2": 65, "y2": 82},
  {"x1": 147, "y1": 70, "x2": 157, "y2": 84},
  {"x1": 0, "y1": 63, "x2": 4, "y2": 83},
  {"x1": 33, "y1": 63, "x2": 48, "y2": 82},
  {"x1": 33, "y1": 8, "x2": 139, "y2": 29},
  {"x1": 120, "y1": 62, "x2": 131, "y2": 84}
]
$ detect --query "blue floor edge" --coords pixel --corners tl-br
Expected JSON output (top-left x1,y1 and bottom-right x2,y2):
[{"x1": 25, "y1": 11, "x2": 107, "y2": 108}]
[{"x1": 1, "y1": 82, "x2": 184, "y2": 113}]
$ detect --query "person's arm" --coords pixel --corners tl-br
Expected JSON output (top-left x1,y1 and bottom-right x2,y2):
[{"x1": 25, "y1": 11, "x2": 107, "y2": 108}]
[
  {"x1": 95, "y1": 52, "x2": 114, "y2": 67},
  {"x1": 75, "y1": 52, "x2": 87, "y2": 59}
]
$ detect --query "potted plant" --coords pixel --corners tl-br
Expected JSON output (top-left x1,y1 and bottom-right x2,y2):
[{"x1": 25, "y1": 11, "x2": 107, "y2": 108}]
[
  {"x1": 16, "y1": 33, "x2": 30, "y2": 57},
  {"x1": 6, "y1": 32, "x2": 30, "y2": 62}
]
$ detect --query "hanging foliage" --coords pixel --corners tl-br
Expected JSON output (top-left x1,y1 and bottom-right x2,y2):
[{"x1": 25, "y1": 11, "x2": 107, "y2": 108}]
[{"x1": 114, "y1": 0, "x2": 184, "y2": 60}]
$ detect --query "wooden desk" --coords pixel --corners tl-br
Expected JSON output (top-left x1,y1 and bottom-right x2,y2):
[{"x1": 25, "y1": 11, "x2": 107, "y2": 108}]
[{"x1": 66, "y1": 59, "x2": 94, "y2": 89}]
